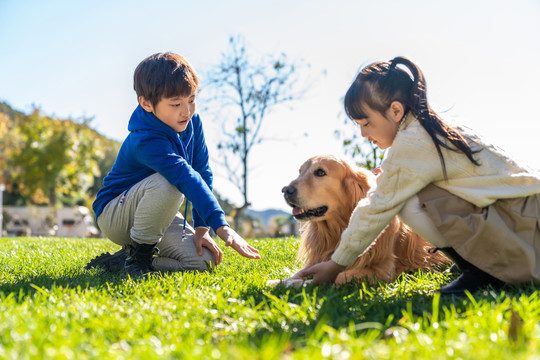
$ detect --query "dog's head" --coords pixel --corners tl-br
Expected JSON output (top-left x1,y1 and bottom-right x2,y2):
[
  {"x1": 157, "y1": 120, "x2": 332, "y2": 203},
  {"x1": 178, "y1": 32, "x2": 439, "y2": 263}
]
[{"x1": 282, "y1": 155, "x2": 376, "y2": 222}]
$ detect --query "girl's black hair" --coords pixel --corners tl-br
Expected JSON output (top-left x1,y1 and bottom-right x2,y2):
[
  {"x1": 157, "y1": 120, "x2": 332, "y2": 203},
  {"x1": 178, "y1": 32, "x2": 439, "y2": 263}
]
[{"x1": 344, "y1": 56, "x2": 480, "y2": 179}]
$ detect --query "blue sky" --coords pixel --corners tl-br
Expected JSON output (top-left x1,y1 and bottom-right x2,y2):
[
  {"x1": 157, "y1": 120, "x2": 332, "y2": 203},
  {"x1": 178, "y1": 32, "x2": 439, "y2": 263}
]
[{"x1": 1, "y1": 0, "x2": 539, "y2": 211}]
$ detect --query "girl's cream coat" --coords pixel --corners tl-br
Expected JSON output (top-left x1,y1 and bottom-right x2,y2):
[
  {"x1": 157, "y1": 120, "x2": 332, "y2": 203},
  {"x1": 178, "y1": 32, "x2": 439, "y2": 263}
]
[{"x1": 332, "y1": 114, "x2": 540, "y2": 282}]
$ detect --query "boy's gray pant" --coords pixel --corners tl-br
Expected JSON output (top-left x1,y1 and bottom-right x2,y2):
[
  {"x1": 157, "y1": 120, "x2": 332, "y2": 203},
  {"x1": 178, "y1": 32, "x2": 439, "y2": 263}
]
[{"x1": 97, "y1": 173, "x2": 215, "y2": 272}]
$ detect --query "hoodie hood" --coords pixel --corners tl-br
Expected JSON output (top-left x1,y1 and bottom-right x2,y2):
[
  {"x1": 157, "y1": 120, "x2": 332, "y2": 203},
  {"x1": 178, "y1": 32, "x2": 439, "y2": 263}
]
[{"x1": 128, "y1": 105, "x2": 194, "y2": 148}]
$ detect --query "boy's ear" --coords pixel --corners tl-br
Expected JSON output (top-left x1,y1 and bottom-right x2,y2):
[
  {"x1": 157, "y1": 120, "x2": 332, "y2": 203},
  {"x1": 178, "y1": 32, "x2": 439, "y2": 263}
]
[
  {"x1": 138, "y1": 96, "x2": 154, "y2": 112},
  {"x1": 389, "y1": 101, "x2": 405, "y2": 123}
]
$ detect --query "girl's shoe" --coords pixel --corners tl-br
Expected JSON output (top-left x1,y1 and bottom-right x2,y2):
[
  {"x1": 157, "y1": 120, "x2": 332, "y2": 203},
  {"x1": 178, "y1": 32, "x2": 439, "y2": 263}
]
[
  {"x1": 439, "y1": 269, "x2": 504, "y2": 295},
  {"x1": 437, "y1": 247, "x2": 504, "y2": 295}
]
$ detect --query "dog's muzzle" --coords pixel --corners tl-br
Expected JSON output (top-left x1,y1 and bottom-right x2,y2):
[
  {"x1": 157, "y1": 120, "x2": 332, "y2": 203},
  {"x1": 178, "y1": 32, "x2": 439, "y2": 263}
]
[
  {"x1": 282, "y1": 185, "x2": 297, "y2": 204},
  {"x1": 282, "y1": 185, "x2": 328, "y2": 220}
]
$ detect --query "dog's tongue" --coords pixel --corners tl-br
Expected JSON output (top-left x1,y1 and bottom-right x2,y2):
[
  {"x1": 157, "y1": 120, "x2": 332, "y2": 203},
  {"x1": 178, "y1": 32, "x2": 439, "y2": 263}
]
[{"x1": 292, "y1": 207, "x2": 303, "y2": 216}]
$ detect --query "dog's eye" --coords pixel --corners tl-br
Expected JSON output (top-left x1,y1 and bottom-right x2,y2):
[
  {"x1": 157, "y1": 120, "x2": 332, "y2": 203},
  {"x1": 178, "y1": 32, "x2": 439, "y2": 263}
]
[{"x1": 314, "y1": 169, "x2": 326, "y2": 177}]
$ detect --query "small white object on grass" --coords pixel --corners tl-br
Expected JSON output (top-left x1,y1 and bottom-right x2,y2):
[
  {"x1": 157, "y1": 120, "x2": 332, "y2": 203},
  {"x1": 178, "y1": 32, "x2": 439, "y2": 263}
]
[{"x1": 266, "y1": 278, "x2": 313, "y2": 288}]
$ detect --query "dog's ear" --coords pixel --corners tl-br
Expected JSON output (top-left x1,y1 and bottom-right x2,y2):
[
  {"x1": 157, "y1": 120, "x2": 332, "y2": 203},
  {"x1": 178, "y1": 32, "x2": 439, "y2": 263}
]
[{"x1": 342, "y1": 162, "x2": 376, "y2": 205}]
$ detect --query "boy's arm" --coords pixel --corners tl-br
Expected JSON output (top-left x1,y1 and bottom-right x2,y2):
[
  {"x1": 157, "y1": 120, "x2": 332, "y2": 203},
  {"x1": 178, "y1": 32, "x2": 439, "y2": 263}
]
[
  {"x1": 190, "y1": 115, "x2": 217, "y2": 228},
  {"x1": 188, "y1": 117, "x2": 259, "y2": 260},
  {"x1": 135, "y1": 133, "x2": 228, "y2": 232}
]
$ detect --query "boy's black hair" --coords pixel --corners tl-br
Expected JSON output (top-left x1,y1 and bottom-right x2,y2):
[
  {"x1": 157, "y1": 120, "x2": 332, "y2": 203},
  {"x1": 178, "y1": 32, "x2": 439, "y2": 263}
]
[{"x1": 134, "y1": 52, "x2": 199, "y2": 108}]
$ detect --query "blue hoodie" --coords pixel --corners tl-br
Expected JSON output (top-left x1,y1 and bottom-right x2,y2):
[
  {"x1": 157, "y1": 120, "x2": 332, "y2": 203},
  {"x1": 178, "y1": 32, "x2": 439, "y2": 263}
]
[{"x1": 92, "y1": 105, "x2": 228, "y2": 231}]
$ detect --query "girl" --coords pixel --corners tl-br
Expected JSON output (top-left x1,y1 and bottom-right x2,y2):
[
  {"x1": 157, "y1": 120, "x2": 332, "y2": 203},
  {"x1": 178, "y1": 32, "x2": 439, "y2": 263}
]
[{"x1": 296, "y1": 56, "x2": 540, "y2": 295}]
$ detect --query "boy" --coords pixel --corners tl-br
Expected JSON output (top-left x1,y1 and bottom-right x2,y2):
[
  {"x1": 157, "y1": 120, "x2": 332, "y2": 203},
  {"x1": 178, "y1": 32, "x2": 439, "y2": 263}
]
[{"x1": 87, "y1": 52, "x2": 260, "y2": 277}]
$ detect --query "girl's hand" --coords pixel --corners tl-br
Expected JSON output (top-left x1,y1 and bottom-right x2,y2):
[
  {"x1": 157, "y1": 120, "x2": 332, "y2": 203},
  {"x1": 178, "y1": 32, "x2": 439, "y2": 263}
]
[
  {"x1": 216, "y1": 226, "x2": 261, "y2": 259},
  {"x1": 293, "y1": 260, "x2": 346, "y2": 285},
  {"x1": 194, "y1": 227, "x2": 223, "y2": 265}
]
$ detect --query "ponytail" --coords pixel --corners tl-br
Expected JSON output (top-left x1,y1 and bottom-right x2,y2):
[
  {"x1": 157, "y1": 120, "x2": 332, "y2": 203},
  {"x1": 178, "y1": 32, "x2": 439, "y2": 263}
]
[{"x1": 344, "y1": 56, "x2": 480, "y2": 179}]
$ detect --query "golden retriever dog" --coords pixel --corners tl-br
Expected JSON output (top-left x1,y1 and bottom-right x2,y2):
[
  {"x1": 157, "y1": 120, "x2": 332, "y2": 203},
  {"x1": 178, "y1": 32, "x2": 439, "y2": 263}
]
[{"x1": 280, "y1": 155, "x2": 450, "y2": 285}]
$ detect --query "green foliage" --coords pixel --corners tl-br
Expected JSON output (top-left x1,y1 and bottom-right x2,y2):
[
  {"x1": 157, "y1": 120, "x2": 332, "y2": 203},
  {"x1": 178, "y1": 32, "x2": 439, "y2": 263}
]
[
  {"x1": 1, "y1": 236, "x2": 540, "y2": 359},
  {"x1": 336, "y1": 126, "x2": 384, "y2": 171},
  {"x1": 0, "y1": 102, "x2": 120, "y2": 209},
  {"x1": 9, "y1": 110, "x2": 72, "y2": 204}
]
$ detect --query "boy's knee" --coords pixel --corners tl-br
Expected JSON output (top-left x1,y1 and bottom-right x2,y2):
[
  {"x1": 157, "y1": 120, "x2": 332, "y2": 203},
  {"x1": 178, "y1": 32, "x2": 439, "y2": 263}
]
[
  {"x1": 188, "y1": 248, "x2": 216, "y2": 272},
  {"x1": 153, "y1": 248, "x2": 216, "y2": 273}
]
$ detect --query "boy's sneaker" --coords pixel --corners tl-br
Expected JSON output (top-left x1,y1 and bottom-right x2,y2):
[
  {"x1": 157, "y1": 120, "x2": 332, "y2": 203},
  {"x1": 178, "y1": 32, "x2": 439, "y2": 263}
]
[
  {"x1": 85, "y1": 249, "x2": 127, "y2": 272},
  {"x1": 124, "y1": 243, "x2": 159, "y2": 278}
]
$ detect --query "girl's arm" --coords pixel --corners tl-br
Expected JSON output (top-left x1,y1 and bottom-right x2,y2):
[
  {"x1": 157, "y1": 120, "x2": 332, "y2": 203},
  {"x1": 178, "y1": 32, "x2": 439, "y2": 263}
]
[{"x1": 331, "y1": 130, "x2": 445, "y2": 267}]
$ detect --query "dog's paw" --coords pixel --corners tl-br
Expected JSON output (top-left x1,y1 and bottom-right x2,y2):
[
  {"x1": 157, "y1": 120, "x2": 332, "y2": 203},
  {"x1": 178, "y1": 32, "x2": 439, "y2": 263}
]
[
  {"x1": 266, "y1": 278, "x2": 313, "y2": 289},
  {"x1": 266, "y1": 279, "x2": 283, "y2": 287}
]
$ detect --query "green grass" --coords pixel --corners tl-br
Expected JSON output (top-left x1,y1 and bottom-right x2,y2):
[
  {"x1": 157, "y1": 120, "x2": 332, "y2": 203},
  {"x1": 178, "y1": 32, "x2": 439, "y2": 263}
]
[{"x1": 1, "y1": 236, "x2": 540, "y2": 360}]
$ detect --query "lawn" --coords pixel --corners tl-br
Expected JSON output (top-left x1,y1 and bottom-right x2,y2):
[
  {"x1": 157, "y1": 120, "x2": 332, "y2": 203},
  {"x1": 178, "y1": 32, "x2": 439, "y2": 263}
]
[{"x1": 1, "y1": 236, "x2": 539, "y2": 360}]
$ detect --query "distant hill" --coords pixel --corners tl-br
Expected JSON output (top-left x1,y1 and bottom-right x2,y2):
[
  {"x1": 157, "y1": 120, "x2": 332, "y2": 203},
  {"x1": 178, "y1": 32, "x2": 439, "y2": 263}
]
[{"x1": 244, "y1": 208, "x2": 291, "y2": 226}]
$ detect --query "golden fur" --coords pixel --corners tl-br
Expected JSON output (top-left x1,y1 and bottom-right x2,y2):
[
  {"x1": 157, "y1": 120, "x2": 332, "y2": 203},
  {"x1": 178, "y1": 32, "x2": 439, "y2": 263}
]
[{"x1": 282, "y1": 155, "x2": 450, "y2": 284}]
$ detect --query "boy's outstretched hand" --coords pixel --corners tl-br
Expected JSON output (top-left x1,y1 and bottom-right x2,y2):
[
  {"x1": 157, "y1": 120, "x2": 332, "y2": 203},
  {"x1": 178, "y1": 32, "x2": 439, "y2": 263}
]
[{"x1": 216, "y1": 226, "x2": 261, "y2": 259}]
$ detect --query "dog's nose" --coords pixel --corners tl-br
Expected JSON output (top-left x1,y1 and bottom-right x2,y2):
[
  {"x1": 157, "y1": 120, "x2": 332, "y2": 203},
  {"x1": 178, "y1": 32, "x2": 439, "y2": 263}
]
[{"x1": 282, "y1": 185, "x2": 296, "y2": 196}]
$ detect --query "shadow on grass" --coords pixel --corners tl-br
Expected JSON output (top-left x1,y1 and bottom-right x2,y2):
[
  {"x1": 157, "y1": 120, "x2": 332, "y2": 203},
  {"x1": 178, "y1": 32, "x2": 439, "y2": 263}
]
[
  {"x1": 0, "y1": 270, "x2": 128, "y2": 300},
  {"x1": 239, "y1": 274, "x2": 540, "y2": 345}
]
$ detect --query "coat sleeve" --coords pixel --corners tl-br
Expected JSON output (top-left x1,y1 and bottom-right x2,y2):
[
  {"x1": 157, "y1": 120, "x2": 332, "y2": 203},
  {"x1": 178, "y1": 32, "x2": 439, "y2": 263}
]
[
  {"x1": 331, "y1": 132, "x2": 444, "y2": 266},
  {"x1": 134, "y1": 132, "x2": 228, "y2": 232},
  {"x1": 189, "y1": 116, "x2": 222, "y2": 228}
]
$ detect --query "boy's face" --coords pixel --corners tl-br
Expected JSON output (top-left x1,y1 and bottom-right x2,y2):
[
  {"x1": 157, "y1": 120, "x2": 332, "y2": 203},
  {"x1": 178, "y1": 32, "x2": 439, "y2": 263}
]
[{"x1": 139, "y1": 93, "x2": 197, "y2": 133}]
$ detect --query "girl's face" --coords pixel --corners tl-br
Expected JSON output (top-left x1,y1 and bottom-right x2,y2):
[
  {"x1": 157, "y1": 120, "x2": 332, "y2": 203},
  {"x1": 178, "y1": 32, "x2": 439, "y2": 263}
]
[{"x1": 353, "y1": 103, "x2": 402, "y2": 150}]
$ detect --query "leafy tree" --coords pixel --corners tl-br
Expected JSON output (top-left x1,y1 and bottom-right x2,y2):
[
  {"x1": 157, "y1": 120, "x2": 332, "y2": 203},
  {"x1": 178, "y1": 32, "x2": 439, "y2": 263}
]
[
  {"x1": 0, "y1": 112, "x2": 14, "y2": 185},
  {"x1": 87, "y1": 130, "x2": 121, "y2": 207},
  {"x1": 204, "y1": 36, "x2": 308, "y2": 229},
  {"x1": 0, "y1": 102, "x2": 120, "y2": 210},
  {"x1": 8, "y1": 109, "x2": 72, "y2": 205},
  {"x1": 0, "y1": 103, "x2": 26, "y2": 201},
  {"x1": 335, "y1": 106, "x2": 384, "y2": 171},
  {"x1": 56, "y1": 118, "x2": 120, "y2": 209},
  {"x1": 338, "y1": 128, "x2": 384, "y2": 171}
]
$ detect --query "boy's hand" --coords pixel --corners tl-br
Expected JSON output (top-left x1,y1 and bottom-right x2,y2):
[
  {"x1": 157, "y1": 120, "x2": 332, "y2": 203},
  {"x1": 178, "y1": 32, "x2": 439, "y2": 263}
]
[
  {"x1": 292, "y1": 260, "x2": 346, "y2": 285},
  {"x1": 216, "y1": 226, "x2": 261, "y2": 259},
  {"x1": 194, "y1": 227, "x2": 223, "y2": 265}
]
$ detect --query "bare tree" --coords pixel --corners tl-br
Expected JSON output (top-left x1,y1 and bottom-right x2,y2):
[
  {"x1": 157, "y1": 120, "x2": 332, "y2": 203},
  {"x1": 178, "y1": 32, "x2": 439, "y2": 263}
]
[{"x1": 205, "y1": 36, "x2": 307, "y2": 230}]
